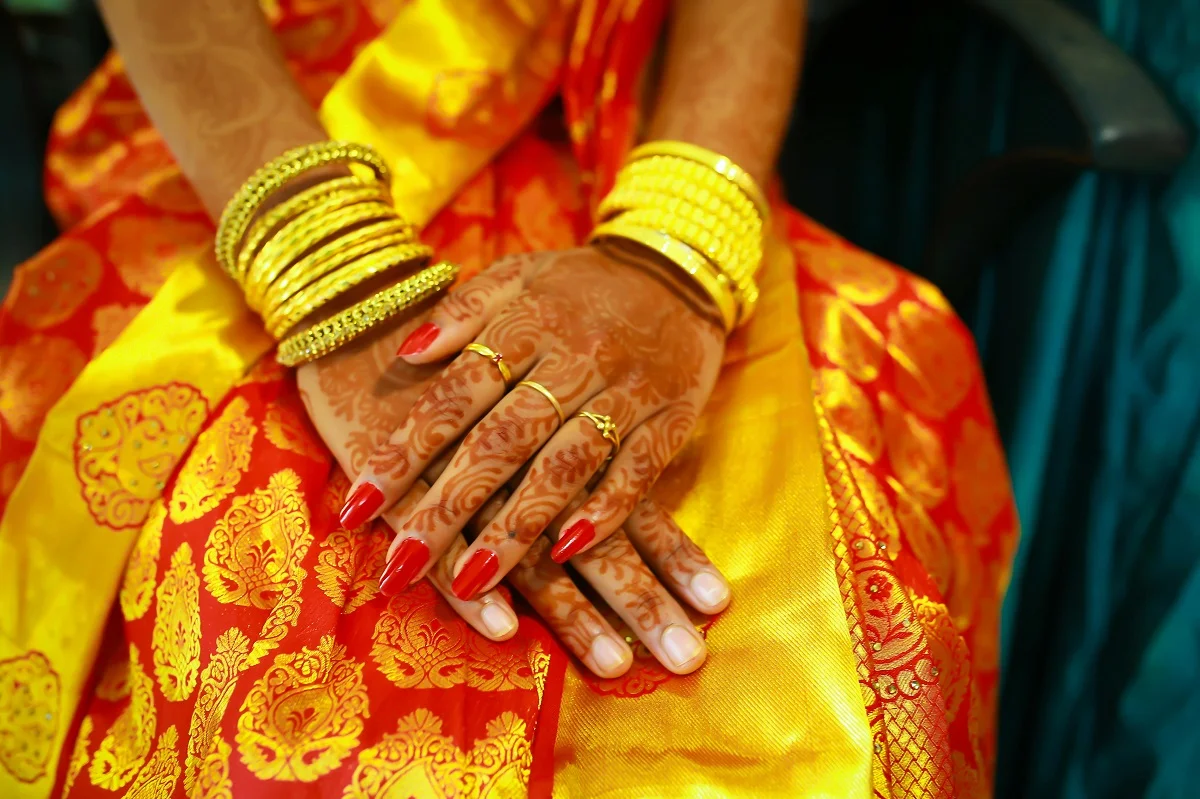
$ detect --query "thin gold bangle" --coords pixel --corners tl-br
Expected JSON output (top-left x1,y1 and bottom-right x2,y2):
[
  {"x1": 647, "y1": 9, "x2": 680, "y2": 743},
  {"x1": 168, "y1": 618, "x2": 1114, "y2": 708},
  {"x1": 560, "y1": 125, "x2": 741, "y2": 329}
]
[
  {"x1": 216, "y1": 140, "x2": 391, "y2": 274},
  {"x1": 628, "y1": 141, "x2": 769, "y2": 221},
  {"x1": 588, "y1": 220, "x2": 740, "y2": 332},
  {"x1": 276, "y1": 261, "x2": 459, "y2": 367},
  {"x1": 260, "y1": 218, "x2": 415, "y2": 316},
  {"x1": 265, "y1": 241, "x2": 432, "y2": 338},
  {"x1": 234, "y1": 177, "x2": 388, "y2": 282}
]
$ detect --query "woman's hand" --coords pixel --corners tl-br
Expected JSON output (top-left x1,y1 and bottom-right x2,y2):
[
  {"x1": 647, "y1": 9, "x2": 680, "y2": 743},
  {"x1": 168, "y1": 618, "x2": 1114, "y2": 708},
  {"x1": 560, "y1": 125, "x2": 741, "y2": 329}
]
[
  {"x1": 297, "y1": 315, "x2": 730, "y2": 676},
  {"x1": 340, "y1": 245, "x2": 727, "y2": 605}
]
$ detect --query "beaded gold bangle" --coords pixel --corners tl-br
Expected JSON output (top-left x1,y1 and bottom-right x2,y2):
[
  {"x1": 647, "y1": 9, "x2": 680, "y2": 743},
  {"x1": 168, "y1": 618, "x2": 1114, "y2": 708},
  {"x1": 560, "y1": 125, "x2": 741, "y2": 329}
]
[
  {"x1": 246, "y1": 201, "x2": 396, "y2": 312},
  {"x1": 628, "y1": 141, "x2": 769, "y2": 221},
  {"x1": 216, "y1": 141, "x2": 391, "y2": 274},
  {"x1": 276, "y1": 261, "x2": 459, "y2": 367},
  {"x1": 260, "y1": 218, "x2": 415, "y2": 314},
  {"x1": 597, "y1": 187, "x2": 760, "y2": 239},
  {"x1": 617, "y1": 164, "x2": 760, "y2": 227},
  {"x1": 233, "y1": 177, "x2": 388, "y2": 281},
  {"x1": 589, "y1": 221, "x2": 739, "y2": 331},
  {"x1": 265, "y1": 241, "x2": 433, "y2": 338}
]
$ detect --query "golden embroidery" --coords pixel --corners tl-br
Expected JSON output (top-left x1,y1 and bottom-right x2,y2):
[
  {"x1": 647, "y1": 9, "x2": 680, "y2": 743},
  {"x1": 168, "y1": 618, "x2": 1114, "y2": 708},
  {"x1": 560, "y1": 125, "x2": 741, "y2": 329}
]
[
  {"x1": 124, "y1": 725, "x2": 181, "y2": 799},
  {"x1": 203, "y1": 469, "x2": 311, "y2": 664},
  {"x1": 190, "y1": 733, "x2": 233, "y2": 799},
  {"x1": 0, "y1": 334, "x2": 86, "y2": 440},
  {"x1": 263, "y1": 405, "x2": 326, "y2": 462},
  {"x1": 316, "y1": 474, "x2": 388, "y2": 613},
  {"x1": 371, "y1": 583, "x2": 536, "y2": 692},
  {"x1": 183, "y1": 628, "x2": 250, "y2": 796},
  {"x1": 0, "y1": 650, "x2": 60, "y2": 782},
  {"x1": 121, "y1": 500, "x2": 166, "y2": 622},
  {"x1": 802, "y1": 291, "x2": 886, "y2": 383},
  {"x1": 343, "y1": 709, "x2": 532, "y2": 799},
  {"x1": 529, "y1": 640, "x2": 550, "y2": 707},
  {"x1": 912, "y1": 596, "x2": 969, "y2": 723},
  {"x1": 848, "y1": 460, "x2": 900, "y2": 555},
  {"x1": 795, "y1": 238, "x2": 899, "y2": 306},
  {"x1": 236, "y1": 635, "x2": 369, "y2": 782},
  {"x1": 63, "y1": 715, "x2": 93, "y2": 796},
  {"x1": 74, "y1": 383, "x2": 209, "y2": 529},
  {"x1": 887, "y1": 299, "x2": 974, "y2": 420},
  {"x1": 107, "y1": 215, "x2": 212, "y2": 297},
  {"x1": 7, "y1": 237, "x2": 103, "y2": 329},
  {"x1": 816, "y1": 367, "x2": 882, "y2": 464},
  {"x1": 951, "y1": 418, "x2": 1011, "y2": 540},
  {"x1": 90, "y1": 644, "x2": 156, "y2": 790},
  {"x1": 880, "y1": 392, "x2": 948, "y2": 506},
  {"x1": 169, "y1": 397, "x2": 256, "y2": 523},
  {"x1": 94, "y1": 645, "x2": 132, "y2": 702},
  {"x1": 152, "y1": 542, "x2": 202, "y2": 701}
]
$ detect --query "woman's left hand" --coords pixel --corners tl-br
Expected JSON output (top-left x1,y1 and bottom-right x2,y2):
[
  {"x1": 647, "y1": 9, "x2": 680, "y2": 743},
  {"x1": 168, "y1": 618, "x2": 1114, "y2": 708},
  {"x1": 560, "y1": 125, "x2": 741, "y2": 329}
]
[{"x1": 340, "y1": 245, "x2": 726, "y2": 601}]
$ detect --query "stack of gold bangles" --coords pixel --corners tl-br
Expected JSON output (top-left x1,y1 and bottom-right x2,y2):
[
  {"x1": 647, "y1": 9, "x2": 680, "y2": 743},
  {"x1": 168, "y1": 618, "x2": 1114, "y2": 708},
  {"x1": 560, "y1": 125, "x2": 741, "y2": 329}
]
[
  {"x1": 589, "y1": 141, "x2": 768, "y2": 333},
  {"x1": 215, "y1": 140, "x2": 458, "y2": 366}
]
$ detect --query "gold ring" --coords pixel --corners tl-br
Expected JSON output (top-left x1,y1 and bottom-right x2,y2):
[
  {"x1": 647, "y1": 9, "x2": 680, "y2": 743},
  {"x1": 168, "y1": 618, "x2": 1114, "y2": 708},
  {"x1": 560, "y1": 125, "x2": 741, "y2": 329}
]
[
  {"x1": 516, "y1": 380, "x2": 565, "y2": 426},
  {"x1": 577, "y1": 411, "x2": 621, "y2": 455},
  {"x1": 464, "y1": 342, "x2": 512, "y2": 385}
]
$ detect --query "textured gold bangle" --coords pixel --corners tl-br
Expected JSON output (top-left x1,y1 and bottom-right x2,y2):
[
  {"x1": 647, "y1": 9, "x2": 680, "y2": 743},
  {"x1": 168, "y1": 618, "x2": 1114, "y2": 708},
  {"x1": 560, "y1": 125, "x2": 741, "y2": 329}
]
[
  {"x1": 628, "y1": 141, "x2": 769, "y2": 221},
  {"x1": 617, "y1": 165, "x2": 760, "y2": 226},
  {"x1": 246, "y1": 201, "x2": 396, "y2": 312},
  {"x1": 276, "y1": 261, "x2": 458, "y2": 367},
  {"x1": 234, "y1": 177, "x2": 388, "y2": 281},
  {"x1": 265, "y1": 241, "x2": 433, "y2": 338},
  {"x1": 598, "y1": 187, "x2": 760, "y2": 239},
  {"x1": 216, "y1": 141, "x2": 391, "y2": 274},
  {"x1": 588, "y1": 221, "x2": 739, "y2": 332},
  {"x1": 260, "y1": 218, "x2": 415, "y2": 316}
]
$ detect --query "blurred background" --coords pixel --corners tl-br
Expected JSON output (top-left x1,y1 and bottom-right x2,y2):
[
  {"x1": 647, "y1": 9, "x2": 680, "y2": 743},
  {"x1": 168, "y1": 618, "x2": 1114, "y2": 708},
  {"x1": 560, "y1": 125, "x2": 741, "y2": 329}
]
[{"x1": 2, "y1": 0, "x2": 1197, "y2": 796}]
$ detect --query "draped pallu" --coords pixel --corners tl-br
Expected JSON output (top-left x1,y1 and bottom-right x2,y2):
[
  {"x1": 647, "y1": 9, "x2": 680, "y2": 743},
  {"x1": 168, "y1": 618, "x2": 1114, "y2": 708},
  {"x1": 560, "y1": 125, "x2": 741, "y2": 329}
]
[{"x1": 0, "y1": 1, "x2": 1016, "y2": 797}]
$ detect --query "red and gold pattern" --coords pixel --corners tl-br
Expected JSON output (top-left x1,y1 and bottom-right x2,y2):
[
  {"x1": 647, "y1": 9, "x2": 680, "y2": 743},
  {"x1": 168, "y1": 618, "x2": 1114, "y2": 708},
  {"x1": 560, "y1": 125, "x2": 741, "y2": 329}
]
[{"x1": 0, "y1": 1, "x2": 1016, "y2": 797}]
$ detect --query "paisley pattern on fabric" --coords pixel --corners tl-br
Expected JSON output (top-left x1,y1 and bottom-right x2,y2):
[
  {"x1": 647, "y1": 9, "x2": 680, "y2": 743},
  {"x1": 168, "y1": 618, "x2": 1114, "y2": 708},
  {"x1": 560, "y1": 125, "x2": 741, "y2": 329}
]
[
  {"x1": 0, "y1": 651, "x2": 60, "y2": 783},
  {"x1": 88, "y1": 645, "x2": 156, "y2": 791},
  {"x1": 169, "y1": 396, "x2": 257, "y2": 524},
  {"x1": 120, "y1": 500, "x2": 167, "y2": 622},
  {"x1": 123, "y1": 725, "x2": 182, "y2": 799},
  {"x1": 151, "y1": 542, "x2": 202, "y2": 701}
]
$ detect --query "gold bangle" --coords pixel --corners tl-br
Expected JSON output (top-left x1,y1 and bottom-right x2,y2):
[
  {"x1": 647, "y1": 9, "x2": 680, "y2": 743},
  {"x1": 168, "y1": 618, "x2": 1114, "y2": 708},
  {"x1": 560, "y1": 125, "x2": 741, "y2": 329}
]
[
  {"x1": 216, "y1": 141, "x2": 391, "y2": 274},
  {"x1": 628, "y1": 141, "x2": 769, "y2": 221},
  {"x1": 463, "y1": 342, "x2": 513, "y2": 385},
  {"x1": 588, "y1": 220, "x2": 740, "y2": 332},
  {"x1": 598, "y1": 187, "x2": 760, "y2": 239},
  {"x1": 616, "y1": 165, "x2": 760, "y2": 228},
  {"x1": 260, "y1": 218, "x2": 416, "y2": 316},
  {"x1": 615, "y1": 206, "x2": 762, "y2": 295},
  {"x1": 276, "y1": 261, "x2": 459, "y2": 367},
  {"x1": 246, "y1": 201, "x2": 396, "y2": 312},
  {"x1": 234, "y1": 177, "x2": 389, "y2": 281},
  {"x1": 265, "y1": 241, "x2": 432, "y2": 338},
  {"x1": 516, "y1": 380, "x2": 565, "y2": 426}
]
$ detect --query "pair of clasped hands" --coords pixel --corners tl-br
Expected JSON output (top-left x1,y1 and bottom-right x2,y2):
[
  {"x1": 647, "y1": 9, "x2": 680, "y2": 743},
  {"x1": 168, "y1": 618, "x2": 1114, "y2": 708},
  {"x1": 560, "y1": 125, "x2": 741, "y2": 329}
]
[{"x1": 297, "y1": 244, "x2": 730, "y2": 678}]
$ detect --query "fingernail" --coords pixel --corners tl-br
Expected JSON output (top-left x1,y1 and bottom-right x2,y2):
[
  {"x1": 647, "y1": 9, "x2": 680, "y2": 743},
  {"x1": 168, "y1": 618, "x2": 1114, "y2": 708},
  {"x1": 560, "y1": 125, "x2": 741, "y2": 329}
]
[
  {"x1": 690, "y1": 571, "x2": 731, "y2": 611},
  {"x1": 378, "y1": 538, "x2": 430, "y2": 596},
  {"x1": 452, "y1": 549, "x2": 499, "y2": 600},
  {"x1": 339, "y1": 482, "x2": 384, "y2": 529},
  {"x1": 480, "y1": 601, "x2": 517, "y2": 638},
  {"x1": 397, "y1": 322, "x2": 440, "y2": 357},
  {"x1": 661, "y1": 624, "x2": 705, "y2": 670},
  {"x1": 550, "y1": 519, "x2": 595, "y2": 564},
  {"x1": 590, "y1": 635, "x2": 631, "y2": 676}
]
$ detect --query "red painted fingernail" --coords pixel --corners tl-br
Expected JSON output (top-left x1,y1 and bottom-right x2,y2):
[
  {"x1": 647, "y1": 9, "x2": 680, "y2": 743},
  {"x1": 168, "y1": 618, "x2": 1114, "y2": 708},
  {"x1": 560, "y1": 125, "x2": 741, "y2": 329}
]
[
  {"x1": 451, "y1": 549, "x2": 499, "y2": 600},
  {"x1": 378, "y1": 538, "x2": 430, "y2": 596},
  {"x1": 339, "y1": 482, "x2": 384, "y2": 529},
  {"x1": 551, "y1": 519, "x2": 595, "y2": 564},
  {"x1": 397, "y1": 322, "x2": 440, "y2": 357}
]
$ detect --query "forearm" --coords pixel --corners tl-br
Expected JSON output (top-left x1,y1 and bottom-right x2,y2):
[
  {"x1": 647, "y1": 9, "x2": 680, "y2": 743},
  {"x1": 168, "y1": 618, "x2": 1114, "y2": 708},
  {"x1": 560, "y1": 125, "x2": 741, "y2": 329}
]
[
  {"x1": 97, "y1": 0, "x2": 328, "y2": 219},
  {"x1": 647, "y1": 0, "x2": 806, "y2": 186}
]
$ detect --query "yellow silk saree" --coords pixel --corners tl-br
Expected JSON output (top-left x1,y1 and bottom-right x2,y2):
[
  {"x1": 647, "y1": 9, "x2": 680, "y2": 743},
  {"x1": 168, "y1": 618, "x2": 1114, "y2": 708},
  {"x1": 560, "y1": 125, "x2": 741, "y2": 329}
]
[{"x1": 0, "y1": 1, "x2": 1016, "y2": 797}]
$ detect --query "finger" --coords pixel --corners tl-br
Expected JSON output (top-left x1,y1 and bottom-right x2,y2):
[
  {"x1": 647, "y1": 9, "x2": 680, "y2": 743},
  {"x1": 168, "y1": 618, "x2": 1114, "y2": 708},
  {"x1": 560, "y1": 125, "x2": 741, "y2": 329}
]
[
  {"x1": 507, "y1": 536, "x2": 634, "y2": 678},
  {"x1": 570, "y1": 528, "x2": 708, "y2": 675},
  {"x1": 451, "y1": 387, "x2": 644, "y2": 599},
  {"x1": 623, "y1": 500, "x2": 731, "y2": 614},
  {"x1": 551, "y1": 404, "x2": 695, "y2": 564},
  {"x1": 396, "y1": 253, "x2": 541, "y2": 362},
  {"x1": 391, "y1": 356, "x2": 607, "y2": 597},
  {"x1": 339, "y1": 302, "x2": 545, "y2": 529}
]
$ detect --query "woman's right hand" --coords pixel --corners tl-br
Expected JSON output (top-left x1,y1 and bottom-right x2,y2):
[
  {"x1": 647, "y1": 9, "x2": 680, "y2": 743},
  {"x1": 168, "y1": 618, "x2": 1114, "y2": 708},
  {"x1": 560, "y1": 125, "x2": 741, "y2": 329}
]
[{"x1": 296, "y1": 314, "x2": 730, "y2": 677}]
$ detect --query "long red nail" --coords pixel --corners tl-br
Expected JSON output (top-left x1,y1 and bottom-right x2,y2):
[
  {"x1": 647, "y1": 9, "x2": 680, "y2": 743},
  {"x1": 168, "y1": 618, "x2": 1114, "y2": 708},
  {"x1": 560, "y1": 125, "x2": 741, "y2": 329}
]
[
  {"x1": 339, "y1": 482, "x2": 384, "y2": 529},
  {"x1": 451, "y1": 549, "x2": 499, "y2": 600},
  {"x1": 378, "y1": 538, "x2": 430, "y2": 596},
  {"x1": 397, "y1": 322, "x2": 440, "y2": 357},
  {"x1": 551, "y1": 519, "x2": 595, "y2": 563}
]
